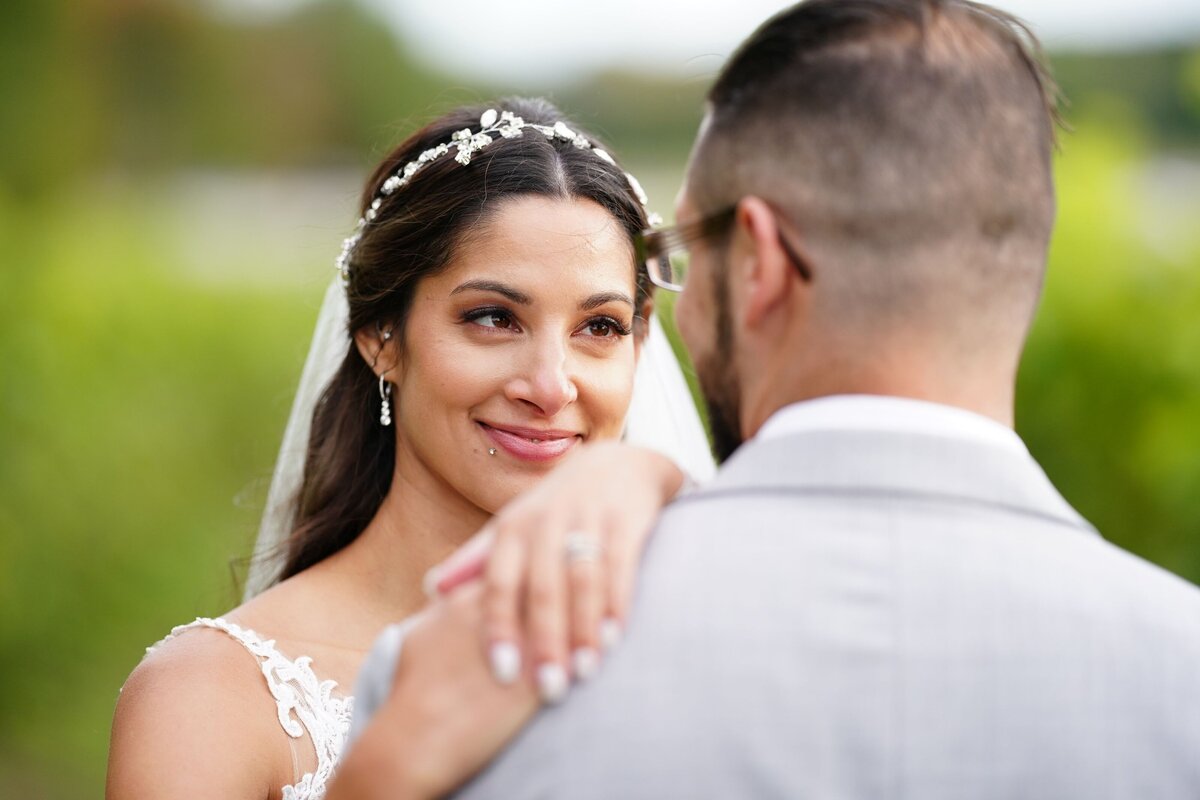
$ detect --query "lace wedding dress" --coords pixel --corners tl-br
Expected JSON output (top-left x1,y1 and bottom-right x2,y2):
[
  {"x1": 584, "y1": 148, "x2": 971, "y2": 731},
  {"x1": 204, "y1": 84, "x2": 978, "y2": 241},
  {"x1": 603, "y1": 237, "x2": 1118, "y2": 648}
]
[{"x1": 148, "y1": 617, "x2": 353, "y2": 800}]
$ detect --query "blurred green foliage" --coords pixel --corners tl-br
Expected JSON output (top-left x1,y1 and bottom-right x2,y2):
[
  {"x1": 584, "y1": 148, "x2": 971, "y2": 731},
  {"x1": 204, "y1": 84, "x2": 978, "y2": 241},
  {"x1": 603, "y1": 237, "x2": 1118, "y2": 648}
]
[
  {"x1": 1, "y1": 0, "x2": 1197, "y2": 796},
  {"x1": 1053, "y1": 47, "x2": 1200, "y2": 149},
  {"x1": 1019, "y1": 106, "x2": 1200, "y2": 582}
]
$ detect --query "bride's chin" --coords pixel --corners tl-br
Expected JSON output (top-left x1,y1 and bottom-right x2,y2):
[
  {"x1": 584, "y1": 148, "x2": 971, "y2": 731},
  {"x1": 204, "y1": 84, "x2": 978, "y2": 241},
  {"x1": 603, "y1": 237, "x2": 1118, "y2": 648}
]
[{"x1": 484, "y1": 473, "x2": 545, "y2": 506}]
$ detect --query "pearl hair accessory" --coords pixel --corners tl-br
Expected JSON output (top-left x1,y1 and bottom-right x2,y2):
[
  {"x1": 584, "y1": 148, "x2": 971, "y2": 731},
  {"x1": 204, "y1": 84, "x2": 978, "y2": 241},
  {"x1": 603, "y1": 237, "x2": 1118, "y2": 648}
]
[{"x1": 336, "y1": 109, "x2": 662, "y2": 288}]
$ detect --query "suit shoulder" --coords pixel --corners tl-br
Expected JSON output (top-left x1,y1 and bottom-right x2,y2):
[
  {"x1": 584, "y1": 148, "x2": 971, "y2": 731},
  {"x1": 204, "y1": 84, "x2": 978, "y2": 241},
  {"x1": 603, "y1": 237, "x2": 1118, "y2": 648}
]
[{"x1": 1086, "y1": 535, "x2": 1200, "y2": 624}]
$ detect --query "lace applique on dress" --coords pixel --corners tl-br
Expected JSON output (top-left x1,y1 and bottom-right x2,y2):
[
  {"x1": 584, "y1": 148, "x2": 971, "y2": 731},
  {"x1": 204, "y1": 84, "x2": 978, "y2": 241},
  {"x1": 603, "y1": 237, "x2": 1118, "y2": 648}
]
[{"x1": 148, "y1": 617, "x2": 354, "y2": 800}]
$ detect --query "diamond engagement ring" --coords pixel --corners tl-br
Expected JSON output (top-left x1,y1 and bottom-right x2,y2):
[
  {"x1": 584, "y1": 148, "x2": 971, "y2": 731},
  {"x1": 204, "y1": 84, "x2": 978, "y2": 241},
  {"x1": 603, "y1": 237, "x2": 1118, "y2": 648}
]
[{"x1": 563, "y1": 531, "x2": 604, "y2": 564}]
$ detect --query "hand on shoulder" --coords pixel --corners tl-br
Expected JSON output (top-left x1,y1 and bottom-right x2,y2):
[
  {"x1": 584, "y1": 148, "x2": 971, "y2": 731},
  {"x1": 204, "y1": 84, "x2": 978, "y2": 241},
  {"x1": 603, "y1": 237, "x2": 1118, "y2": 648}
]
[{"x1": 428, "y1": 441, "x2": 686, "y2": 700}]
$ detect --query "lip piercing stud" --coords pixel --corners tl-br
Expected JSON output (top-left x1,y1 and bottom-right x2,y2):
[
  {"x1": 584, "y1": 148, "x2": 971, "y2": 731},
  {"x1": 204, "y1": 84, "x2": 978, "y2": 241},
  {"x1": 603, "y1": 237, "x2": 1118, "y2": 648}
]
[{"x1": 489, "y1": 448, "x2": 498, "y2": 456}]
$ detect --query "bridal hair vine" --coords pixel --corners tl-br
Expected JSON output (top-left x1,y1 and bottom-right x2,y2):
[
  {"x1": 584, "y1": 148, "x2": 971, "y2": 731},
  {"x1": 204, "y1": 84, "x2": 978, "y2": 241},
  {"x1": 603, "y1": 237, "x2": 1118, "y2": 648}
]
[{"x1": 335, "y1": 108, "x2": 662, "y2": 288}]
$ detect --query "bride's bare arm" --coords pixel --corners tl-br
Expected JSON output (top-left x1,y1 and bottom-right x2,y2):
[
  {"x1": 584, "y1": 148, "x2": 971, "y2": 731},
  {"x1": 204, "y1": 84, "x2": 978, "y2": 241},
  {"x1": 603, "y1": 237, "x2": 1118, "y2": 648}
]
[
  {"x1": 106, "y1": 632, "x2": 287, "y2": 799},
  {"x1": 326, "y1": 583, "x2": 539, "y2": 800}
]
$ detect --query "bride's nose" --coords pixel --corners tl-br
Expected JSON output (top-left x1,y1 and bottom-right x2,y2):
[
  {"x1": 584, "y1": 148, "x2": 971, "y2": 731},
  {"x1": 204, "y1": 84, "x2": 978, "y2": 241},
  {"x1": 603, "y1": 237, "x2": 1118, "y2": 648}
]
[{"x1": 504, "y1": 334, "x2": 579, "y2": 417}]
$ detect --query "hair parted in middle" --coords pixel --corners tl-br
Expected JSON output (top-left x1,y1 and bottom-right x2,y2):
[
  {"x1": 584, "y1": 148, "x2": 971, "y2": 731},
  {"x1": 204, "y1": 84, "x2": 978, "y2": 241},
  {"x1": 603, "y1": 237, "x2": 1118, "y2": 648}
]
[{"x1": 278, "y1": 96, "x2": 656, "y2": 586}]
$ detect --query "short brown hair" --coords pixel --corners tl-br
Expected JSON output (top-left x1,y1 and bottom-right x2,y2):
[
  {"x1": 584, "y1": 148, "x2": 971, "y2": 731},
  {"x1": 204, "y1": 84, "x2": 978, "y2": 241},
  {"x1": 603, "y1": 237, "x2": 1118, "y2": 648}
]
[{"x1": 692, "y1": 0, "x2": 1062, "y2": 342}]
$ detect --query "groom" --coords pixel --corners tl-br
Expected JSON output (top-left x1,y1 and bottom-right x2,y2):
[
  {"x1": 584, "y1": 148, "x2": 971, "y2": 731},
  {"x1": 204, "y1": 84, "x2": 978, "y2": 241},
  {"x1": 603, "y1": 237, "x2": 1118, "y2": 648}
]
[{"x1": 347, "y1": 0, "x2": 1200, "y2": 796}]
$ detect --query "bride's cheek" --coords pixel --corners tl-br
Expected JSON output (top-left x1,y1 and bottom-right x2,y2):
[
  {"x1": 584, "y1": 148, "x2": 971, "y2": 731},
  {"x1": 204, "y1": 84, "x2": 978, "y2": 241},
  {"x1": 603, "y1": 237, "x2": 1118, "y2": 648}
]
[
  {"x1": 429, "y1": 336, "x2": 500, "y2": 391},
  {"x1": 585, "y1": 360, "x2": 638, "y2": 440}
]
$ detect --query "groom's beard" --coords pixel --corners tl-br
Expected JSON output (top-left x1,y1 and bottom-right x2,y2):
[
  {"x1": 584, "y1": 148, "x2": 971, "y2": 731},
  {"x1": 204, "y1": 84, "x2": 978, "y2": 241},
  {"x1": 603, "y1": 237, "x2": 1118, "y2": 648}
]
[{"x1": 696, "y1": 267, "x2": 744, "y2": 464}]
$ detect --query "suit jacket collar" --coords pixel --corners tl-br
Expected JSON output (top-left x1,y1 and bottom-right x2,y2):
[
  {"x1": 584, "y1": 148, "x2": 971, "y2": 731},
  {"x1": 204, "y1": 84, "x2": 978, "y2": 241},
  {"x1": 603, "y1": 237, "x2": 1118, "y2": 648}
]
[{"x1": 690, "y1": 429, "x2": 1096, "y2": 535}]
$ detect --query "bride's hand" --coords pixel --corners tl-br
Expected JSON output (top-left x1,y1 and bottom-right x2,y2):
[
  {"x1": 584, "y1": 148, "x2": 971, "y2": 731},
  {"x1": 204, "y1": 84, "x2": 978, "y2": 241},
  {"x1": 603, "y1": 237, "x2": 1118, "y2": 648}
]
[
  {"x1": 326, "y1": 582, "x2": 538, "y2": 800},
  {"x1": 425, "y1": 442, "x2": 686, "y2": 702}
]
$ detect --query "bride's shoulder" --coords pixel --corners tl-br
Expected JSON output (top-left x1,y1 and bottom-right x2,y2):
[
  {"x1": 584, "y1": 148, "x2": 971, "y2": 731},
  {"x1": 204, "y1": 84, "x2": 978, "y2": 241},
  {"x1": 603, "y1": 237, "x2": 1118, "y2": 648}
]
[
  {"x1": 128, "y1": 617, "x2": 272, "y2": 697},
  {"x1": 108, "y1": 619, "x2": 286, "y2": 798}
]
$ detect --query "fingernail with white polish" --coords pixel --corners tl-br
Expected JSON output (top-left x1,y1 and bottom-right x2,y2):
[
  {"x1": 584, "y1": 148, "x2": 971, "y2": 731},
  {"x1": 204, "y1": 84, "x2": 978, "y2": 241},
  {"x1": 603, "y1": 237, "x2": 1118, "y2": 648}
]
[
  {"x1": 537, "y1": 663, "x2": 569, "y2": 704},
  {"x1": 489, "y1": 641, "x2": 521, "y2": 685},
  {"x1": 600, "y1": 618, "x2": 622, "y2": 651},
  {"x1": 572, "y1": 647, "x2": 599, "y2": 681}
]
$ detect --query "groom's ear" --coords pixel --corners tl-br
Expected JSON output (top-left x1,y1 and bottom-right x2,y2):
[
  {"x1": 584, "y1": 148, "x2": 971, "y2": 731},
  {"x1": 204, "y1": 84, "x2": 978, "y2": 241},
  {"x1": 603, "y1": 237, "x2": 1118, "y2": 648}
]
[
  {"x1": 733, "y1": 197, "x2": 802, "y2": 333},
  {"x1": 353, "y1": 323, "x2": 400, "y2": 377}
]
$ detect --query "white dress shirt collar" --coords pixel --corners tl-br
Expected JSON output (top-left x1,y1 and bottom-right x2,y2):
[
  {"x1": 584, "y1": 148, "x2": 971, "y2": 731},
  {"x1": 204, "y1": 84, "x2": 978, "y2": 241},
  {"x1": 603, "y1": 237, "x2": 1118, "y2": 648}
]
[{"x1": 756, "y1": 395, "x2": 1028, "y2": 455}]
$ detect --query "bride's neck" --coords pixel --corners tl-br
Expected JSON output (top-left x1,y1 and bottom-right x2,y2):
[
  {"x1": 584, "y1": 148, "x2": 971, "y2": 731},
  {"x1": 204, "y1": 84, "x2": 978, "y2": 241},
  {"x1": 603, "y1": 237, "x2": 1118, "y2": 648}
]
[{"x1": 321, "y1": 461, "x2": 490, "y2": 622}]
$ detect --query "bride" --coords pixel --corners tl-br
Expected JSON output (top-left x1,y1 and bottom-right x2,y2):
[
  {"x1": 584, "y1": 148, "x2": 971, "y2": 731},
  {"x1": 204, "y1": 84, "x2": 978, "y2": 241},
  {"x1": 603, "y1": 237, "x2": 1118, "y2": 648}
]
[{"x1": 106, "y1": 97, "x2": 712, "y2": 800}]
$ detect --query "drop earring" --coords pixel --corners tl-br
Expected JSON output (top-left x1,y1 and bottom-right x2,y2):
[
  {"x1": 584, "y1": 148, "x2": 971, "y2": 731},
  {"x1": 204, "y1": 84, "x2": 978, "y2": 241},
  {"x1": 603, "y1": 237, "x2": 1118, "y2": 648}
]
[{"x1": 379, "y1": 373, "x2": 392, "y2": 427}]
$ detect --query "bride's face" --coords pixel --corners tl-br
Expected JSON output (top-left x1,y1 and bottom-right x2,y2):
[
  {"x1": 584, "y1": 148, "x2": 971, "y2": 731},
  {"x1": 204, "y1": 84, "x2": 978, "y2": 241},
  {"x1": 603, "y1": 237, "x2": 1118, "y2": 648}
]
[{"x1": 389, "y1": 195, "x2": 641, "y2": 513}]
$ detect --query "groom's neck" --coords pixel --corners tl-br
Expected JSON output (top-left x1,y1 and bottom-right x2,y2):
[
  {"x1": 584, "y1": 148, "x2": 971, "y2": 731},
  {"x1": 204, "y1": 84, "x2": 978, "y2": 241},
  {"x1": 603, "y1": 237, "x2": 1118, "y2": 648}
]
[{"x1": 739, "y1": 339, "x2": 1019, "y2": 439}]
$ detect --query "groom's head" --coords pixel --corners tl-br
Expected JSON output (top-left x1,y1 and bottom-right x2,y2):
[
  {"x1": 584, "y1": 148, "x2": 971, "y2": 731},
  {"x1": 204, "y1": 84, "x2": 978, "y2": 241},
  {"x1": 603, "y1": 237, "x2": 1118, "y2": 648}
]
[{"x1": 674, "y1": 0, "x2": 1060, "y2": 461}]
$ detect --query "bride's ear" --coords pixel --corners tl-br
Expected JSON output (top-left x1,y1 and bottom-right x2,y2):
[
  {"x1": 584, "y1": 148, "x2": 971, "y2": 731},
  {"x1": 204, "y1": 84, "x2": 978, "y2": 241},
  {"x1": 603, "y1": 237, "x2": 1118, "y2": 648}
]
[{"x1": 353, "y1": 322, "x2": 400, "y2": 377}]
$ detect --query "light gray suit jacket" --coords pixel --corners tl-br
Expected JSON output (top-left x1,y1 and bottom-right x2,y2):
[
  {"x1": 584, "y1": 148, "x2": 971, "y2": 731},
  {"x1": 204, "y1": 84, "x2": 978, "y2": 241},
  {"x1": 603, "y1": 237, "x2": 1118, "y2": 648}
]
[{"x1": 355, "y1": 430, "x2": 1200, "y2": 799}]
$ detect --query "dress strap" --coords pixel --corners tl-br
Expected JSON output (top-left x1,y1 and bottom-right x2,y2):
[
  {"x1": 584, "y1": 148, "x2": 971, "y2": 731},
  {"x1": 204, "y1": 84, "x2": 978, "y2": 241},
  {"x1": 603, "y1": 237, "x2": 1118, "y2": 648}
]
[{"x1": 148, "y1": 617, "x2": 353, "y2": 800}]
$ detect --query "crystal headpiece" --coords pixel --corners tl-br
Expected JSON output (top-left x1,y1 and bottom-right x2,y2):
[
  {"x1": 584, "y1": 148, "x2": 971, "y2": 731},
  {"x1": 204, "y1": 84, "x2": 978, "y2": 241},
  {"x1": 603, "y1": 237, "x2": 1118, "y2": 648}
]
[{"x1": 335, "y1": 108, "x2": 662, "y2": 288}]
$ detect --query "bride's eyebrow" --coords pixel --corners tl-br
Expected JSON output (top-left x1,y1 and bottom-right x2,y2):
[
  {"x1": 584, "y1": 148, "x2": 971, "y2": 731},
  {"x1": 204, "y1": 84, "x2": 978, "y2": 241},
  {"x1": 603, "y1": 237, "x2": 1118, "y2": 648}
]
[
  {"x1": 451, "y1": 280, "x2": 531, "y2": 305},
  {"x1": 581, "y1": 291, "x2": 634, "y2": 311}
]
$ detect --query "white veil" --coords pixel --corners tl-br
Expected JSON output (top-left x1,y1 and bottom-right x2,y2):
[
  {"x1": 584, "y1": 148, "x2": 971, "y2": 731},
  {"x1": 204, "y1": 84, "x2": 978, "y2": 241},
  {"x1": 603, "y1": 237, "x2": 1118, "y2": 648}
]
[{"x1": 244, "y1": 279, "x2": 715, "y2": 600}]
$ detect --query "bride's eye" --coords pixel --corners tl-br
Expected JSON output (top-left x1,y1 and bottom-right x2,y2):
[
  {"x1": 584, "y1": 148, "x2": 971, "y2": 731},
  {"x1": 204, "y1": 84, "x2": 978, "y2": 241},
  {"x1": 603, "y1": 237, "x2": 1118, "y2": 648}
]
[
  {"x1": 464, "y1": 307, "x2": 519, "y2": 331},
  {"x1": 581, "y1": 315, "x2": 633, "y2": 339}
]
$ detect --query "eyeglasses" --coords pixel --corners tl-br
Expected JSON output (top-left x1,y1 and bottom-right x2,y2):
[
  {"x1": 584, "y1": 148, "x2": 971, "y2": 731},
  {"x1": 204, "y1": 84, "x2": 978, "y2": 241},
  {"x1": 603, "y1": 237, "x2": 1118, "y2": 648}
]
[{"x1": 634, "y1": 204, "x2": 813, "y2": 292}]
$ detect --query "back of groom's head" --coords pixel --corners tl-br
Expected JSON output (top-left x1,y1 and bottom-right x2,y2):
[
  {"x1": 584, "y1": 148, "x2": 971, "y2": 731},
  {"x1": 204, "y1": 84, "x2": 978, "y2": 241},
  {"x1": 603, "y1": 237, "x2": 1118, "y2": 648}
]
[{"x1": 690, "y1": 0, "x2": 1061, "y2": 361}]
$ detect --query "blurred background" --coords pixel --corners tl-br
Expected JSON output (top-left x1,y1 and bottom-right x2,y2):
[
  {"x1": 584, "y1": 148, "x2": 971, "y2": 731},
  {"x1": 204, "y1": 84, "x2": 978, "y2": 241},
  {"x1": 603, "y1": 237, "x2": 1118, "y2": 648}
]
[{"x1": 1, "y1": 0, "x2": 1198, "y2": 795}]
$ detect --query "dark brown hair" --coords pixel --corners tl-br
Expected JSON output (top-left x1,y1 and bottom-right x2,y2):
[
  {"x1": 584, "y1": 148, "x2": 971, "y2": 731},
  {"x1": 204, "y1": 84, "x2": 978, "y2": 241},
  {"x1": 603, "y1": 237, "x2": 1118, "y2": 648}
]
[
  {"x1": 693, "y1": 0, "x2": 1064, "y2": 341},
  {"x1": 275, "y1": 97, "x2": 653, "y2": 583}
]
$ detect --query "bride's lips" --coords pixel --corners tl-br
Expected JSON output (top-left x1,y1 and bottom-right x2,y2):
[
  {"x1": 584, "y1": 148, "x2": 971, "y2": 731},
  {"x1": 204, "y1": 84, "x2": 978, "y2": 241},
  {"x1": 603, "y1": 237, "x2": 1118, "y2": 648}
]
[{"x1": 478, "y1": 422, "x2": 580, "y2": 463}]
